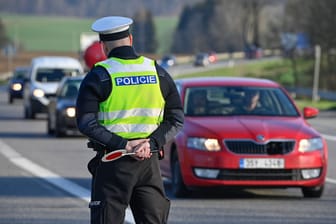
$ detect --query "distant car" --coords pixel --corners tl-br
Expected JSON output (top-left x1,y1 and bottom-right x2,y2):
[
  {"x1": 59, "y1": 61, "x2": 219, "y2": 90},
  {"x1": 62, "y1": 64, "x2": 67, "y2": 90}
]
[
  {"x1": 8, "y1": 66, "x2": 30, "y2": 104},
  {"x1": 159, "y1": 55, "x2": 177, "y2": 69},
  {"x1": 160, "y1": 77, "x2": 328, "y2": 198},
  {"x1": 208, "y1": 51, "x2": 218, "y2": 63},
  {"x1": 245, "y1": 44, "x2": 263, "y2": 59},
  {"x1": 47, "y1": 76, "x2": 84, "y2": 137},
  {"x1": 194, "y1": 53, "x2": 210, "y2": 66},
  {"x1": 23, "y1": 56, "x2": 84, "y2": 119}
]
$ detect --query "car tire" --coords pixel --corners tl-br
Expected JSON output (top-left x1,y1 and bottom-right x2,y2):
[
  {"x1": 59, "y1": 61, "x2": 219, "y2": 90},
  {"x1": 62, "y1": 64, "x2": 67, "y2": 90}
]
[
  {"x1": 171, "y1": 151, "x2": 189, "y2": 198},
  {"x1": 8, "y1": 95, "x2": 13, "y2": 104},
  {"x1": 24, "y1": 104, "x2": 35, "y2": 119},
  {"x1": 47, "y1": 114, "x2": 54, "y2": 135},
  {"x1": 301, "y1": 185, "x2": 324, "y2": 198},
  {"x1": 55, "y1": 124, "x2": 64, "y2": 137},
  {"x1": 55, "y1": 116, "x2": 65, "y2": 137}
]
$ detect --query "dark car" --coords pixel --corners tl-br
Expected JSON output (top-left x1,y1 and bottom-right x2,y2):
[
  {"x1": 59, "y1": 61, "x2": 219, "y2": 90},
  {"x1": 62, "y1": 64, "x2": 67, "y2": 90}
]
[
  {"x1": 159, "y1": 55, "x2": 177, "y2": 69},
  {"x1": 47, "y1": 76, "x2": 84, "y2": 137},
  {"x1": 194, "y1": 53, "x2": 210, "y2": 66},
  {"x1": 160, "y1": 77, "x2": 328, "y2": 198},
  {"x1": 8, "y1": 66, "x2": 30, "y2": 103},
  {"x1": 244, "y1": 44, "x2": 263, "y2": 59}
]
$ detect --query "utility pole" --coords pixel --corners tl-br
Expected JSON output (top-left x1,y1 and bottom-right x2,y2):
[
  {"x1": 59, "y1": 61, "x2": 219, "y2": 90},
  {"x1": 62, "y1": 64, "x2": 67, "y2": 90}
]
[{"x1": 312, "y1": 45, "x2": 321, "y2": 102}]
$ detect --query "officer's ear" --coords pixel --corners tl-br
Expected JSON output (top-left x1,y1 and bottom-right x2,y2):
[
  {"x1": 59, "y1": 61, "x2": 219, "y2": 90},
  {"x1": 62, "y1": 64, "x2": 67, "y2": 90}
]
[
  {"x1": 129, "y1": 34, "x2": 133, "y2": 46},
  {"x1": 101, "y1": 41, "x2": 109, "y2": 55}
]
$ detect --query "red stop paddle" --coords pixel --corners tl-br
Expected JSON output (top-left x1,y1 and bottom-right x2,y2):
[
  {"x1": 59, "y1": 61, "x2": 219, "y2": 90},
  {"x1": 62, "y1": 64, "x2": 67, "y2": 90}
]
[
  {"x1": 101, "y1": 149, "x2": 134, "y2": 162},
  {"x1": 101, "y1": 149, "x2": 158, "y2": 162}
]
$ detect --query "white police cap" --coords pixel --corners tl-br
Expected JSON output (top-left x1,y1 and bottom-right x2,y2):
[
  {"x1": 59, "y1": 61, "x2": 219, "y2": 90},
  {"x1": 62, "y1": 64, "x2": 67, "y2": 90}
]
[{"x1": 91, "y1": 16, "x2": 133, "y2": 41}]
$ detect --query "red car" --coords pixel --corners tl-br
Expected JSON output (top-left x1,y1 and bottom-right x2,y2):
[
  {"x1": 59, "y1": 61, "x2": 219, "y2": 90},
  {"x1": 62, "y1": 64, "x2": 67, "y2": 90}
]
[{"x1": 160, "y1": 77, "x2": 328, "y2": 198}]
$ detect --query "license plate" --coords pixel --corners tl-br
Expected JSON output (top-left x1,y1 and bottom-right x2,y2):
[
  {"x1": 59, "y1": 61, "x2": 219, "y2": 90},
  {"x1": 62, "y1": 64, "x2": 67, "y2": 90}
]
[{"x1": 239, "y1": 158, "x2": 285, "y2": 169}]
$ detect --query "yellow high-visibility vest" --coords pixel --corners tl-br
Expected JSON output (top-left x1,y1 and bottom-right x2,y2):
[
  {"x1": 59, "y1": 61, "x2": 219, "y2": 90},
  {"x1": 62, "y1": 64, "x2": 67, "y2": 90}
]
[{"x1": 96, "y1": 56, "x2": 165, "y2": 139}]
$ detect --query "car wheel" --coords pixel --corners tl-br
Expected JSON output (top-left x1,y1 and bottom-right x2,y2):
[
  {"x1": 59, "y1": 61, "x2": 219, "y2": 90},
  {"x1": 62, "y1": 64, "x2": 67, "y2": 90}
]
[
  {"x1": 55, "y1": 124, "x2": 64, "y2": 137},
  {"x1": 24, "y1": 106, "x2": 28, "y2": 119},
  {"x1": 24, "y1": 104, "x2": 35, "y2": 119},
  {"x1": 8, "y1": 95, "x2": 13, "y2": 104},
  {"x1": 171, "y1": 151, "x2": 189, "y2": 198},
  {"x1": 47, "y1": 114, "x2": 54, "y2": 135},
  {"x1": 55, "y1": 117, "x2": 65, "y2": 137},
  {"x1": 301, "y1": 185, "x2": 324, "y2": 198}
]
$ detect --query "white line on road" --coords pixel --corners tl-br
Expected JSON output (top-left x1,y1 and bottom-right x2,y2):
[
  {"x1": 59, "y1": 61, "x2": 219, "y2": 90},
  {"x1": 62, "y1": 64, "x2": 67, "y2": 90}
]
[
  {"x1": 326, "y1": 178, "x2": 336, "y2": 184},
  {"x1": 322, "y1": 134, "x2": 336, "y2": 141},
  {"x1": 0, "y1": 139, "x2": 135, "y2": 224}
]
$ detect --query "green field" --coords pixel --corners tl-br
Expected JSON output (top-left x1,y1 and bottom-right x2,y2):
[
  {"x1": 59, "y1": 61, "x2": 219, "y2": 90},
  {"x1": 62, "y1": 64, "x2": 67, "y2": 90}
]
[
  {"x1": 1, "y1": 14, "x2": 178, "y2": 54},
  {"x1": 177, "y1": 59, "x2": 336, "y2": 111}
]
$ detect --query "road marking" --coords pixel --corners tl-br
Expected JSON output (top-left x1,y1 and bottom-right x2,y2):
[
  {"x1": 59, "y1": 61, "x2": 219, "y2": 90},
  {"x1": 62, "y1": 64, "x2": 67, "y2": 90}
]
[
  {"x1": 322, "y1": 134, "x2": 336, "y2": 141},
  {"x1": 326, "y1": 178, "x2": 336, "y2": 184},
  {"x1": 0, "y1": 139, "x2": 135, "y2": 224}
]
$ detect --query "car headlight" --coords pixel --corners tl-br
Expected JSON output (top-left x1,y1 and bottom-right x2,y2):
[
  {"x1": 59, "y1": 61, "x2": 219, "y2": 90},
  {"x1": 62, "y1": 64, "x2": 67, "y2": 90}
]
[
  {"x1": 65, "y1": 107, "x2": 76, "y2": 117},
  {"x1": 33, "y1": 89, "x2": 45, "y2": 98},
  {"x1": 298, "y1": 138, "x2": 324, "y2": 152},
  {"x1": 12, "y1": 83, "x2": 22, "y2": 91},
  {"x1": 187, "y1": 137, "x2": 221, "y2": 151}
]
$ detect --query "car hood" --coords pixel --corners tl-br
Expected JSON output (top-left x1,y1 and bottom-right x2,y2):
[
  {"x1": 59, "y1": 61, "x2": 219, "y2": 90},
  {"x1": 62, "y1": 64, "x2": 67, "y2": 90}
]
[
  {"x1": 57, "y1": 98, "x2": 76, "y2": 108},
  {"x1": 184, "y1": 116, "x2": 320, "y2": 141},
  {"x1": 10, "y1": 78, "x2": 25, "y2": 84},
  {"x1": 34, "y1": 82, "x2": 59, "y2": 94}
]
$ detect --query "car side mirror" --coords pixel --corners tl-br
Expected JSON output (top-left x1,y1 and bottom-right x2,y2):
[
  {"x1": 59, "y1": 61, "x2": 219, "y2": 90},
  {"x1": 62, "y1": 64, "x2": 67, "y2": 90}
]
[{"x1": 303, "y1": 106, "x2": 319, "y2": 119}]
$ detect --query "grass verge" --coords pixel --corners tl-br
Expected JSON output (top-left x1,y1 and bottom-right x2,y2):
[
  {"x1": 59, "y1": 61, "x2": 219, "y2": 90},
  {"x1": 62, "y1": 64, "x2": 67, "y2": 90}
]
[{"x1": 178, "y1": 58, "x2": 336, "y2": 111}]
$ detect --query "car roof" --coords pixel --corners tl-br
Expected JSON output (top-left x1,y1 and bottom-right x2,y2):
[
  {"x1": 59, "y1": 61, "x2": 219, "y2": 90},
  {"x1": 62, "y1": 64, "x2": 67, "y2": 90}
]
[
  {"x1": 31, "y1": 56, "x2": 83, "y2": 69},
  {"x1": 14, "y1": 66, "x2": 30, "y2": 71},
  {"x1": 175, "y1": 77, "x2": 280, "y2": 88}
]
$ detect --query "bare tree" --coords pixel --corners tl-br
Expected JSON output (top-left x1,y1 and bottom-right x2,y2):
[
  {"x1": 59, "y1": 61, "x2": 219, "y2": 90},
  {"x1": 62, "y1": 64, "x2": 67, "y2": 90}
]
[
  {"x1": 132, "y1": 8, "x2": 158, "y2": 54},
  {"x1": 0, "y1": 18, "x2": 9, "y2": 48},
  {"x1": 241, "y1": 0, "x2": 262, "y2": 47}
]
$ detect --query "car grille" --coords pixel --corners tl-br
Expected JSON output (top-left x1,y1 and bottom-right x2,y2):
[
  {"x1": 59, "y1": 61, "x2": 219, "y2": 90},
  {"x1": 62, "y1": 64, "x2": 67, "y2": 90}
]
[
  {"x1": 224, "y1": 140, "x2": 295, "y2": 155},
  {"x1": 44, "y1": 93, "x2": 56, "y2": 98},
  {"x1": 217, "y1": 169, "x2": 302, "y2": 181}
]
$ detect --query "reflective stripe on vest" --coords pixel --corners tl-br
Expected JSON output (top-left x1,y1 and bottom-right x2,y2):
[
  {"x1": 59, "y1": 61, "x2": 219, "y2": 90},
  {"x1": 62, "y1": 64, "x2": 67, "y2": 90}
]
[{"x1": 96, "y1": 56, "x2": 165, "y2": 139}]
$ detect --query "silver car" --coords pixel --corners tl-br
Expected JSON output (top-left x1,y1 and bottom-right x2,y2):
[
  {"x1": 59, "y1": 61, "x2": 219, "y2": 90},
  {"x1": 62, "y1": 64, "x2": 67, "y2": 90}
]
[{"x1": 23, "y1": 56, "x2": 83, "y2": 119}]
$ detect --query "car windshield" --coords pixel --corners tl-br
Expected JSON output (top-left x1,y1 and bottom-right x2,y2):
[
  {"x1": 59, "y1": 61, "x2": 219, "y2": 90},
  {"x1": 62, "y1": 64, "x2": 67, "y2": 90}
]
[
  {"x1": 59, "y1": 79, "x2": 82, "y2": 98},
  {"x1": 184, "y1": 86, "x2": 299, "y2": 117},
  {"x1": 35, "y1": 68, "x2": 80, "y2": 83},
  {"x1": 13, "y1": 69, "x2": 29, "y2": 79}
]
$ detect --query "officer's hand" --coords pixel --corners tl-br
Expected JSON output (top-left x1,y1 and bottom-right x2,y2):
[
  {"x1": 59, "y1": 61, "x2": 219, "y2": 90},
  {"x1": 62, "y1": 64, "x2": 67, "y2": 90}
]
[
  {"x1": 125, "y1": 139, "x2": 149, "y2": 153},
  {"x1": 125, "y1": 139, "x2": 152, "y2": 160},
  {"x1": 133, "y1": 140, "x2": 151, "y2": 160}
]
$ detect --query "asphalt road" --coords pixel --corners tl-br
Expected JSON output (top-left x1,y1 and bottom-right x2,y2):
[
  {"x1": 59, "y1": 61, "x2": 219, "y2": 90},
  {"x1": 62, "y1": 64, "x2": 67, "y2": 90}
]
[{"x1": 0, "y1": 85, "x2": 335, "y2": 224}]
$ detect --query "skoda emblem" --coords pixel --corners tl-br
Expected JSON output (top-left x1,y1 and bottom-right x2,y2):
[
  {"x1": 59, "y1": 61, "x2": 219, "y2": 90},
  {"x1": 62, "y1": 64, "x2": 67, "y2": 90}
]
[{"x1": 256, "y1": 134, "x2": 265, "y2": 142}]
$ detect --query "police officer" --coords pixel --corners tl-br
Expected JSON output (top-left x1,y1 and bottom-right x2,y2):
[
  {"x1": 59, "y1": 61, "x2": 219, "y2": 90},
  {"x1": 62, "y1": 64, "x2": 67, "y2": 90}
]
[{"x1": 76, "y1": 16, "x2": 184, "y2": 224}]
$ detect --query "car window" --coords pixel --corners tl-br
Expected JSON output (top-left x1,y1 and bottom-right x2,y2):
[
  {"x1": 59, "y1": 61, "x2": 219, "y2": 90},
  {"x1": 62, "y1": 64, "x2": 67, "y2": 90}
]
[
  {"x1": 35, "y1": 68, "x2": 80, "y2": 83},
  {"x1": 184, "y1": 86, "x2": 299, "y2": 117},
  {"x1": 59, "y1": 79, "x2": 82, "y2": 98},
  {"x1": 13, "y1": 70, "x2": 28, "y2": 79}
]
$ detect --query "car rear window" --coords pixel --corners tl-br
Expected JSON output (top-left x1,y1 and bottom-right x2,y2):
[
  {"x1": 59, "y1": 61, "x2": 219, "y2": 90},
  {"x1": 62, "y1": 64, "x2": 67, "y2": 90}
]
[{"x1": 35, "y1": 68, "x2": 80, "y2": 83}]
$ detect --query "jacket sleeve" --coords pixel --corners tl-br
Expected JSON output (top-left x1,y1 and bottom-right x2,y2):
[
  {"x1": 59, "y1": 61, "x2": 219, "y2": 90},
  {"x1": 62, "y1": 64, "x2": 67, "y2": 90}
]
[
  {"x1": 76, "y1": 67, "x2": 128, "y2": 150},
  {"x1": 148, "y1": 63, "x2": 184, "y2": 150}
]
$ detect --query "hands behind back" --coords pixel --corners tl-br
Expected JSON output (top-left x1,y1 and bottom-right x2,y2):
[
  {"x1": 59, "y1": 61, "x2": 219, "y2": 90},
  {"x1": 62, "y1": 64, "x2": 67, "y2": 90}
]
[{"x1": 125, "y1": 139, "x2": 152, "y2": 160}]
